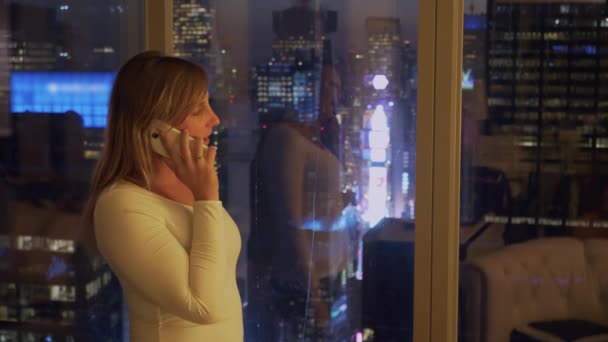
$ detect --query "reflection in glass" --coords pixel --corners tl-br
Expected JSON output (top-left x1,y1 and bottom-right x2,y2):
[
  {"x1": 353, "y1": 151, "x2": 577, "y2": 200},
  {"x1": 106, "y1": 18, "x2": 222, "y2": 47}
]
[
  {"x1": 0, "y1": 1, "x2": 132, "y2": 340},
  {"x1": 241, "y1": 2, "x2": 417, "y2": 341},
  {"x1": 2, "y1": 0, "x2": 421, "y2": 340},
  {"x1": 459, "y1": 0, "x2": 608, "y2": 341}
]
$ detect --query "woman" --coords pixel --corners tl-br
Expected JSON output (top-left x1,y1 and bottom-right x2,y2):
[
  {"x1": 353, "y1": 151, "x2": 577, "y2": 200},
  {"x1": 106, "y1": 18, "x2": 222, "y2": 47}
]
[{"x1": 83, "y1": 51, "x2": 243, "y2": 341}]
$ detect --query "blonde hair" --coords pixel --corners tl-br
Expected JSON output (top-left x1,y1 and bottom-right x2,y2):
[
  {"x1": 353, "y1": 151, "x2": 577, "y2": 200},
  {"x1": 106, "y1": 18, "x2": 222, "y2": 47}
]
[{"x1": 81, "y1": 51, "x2": 208, "y2": 253}]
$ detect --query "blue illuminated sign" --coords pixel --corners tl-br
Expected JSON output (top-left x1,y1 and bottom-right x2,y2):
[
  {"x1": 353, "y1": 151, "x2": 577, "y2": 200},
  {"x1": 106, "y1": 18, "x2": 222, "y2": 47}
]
[
  {"x1": 464, "y1": 15, "x2": 487, "y2": 30},
  {"x1": 10, "y1": 72, "x2": 116, "y2": 128},
  {"x1": 462, "y1": 68, "x2": 474, "y2": 90}
]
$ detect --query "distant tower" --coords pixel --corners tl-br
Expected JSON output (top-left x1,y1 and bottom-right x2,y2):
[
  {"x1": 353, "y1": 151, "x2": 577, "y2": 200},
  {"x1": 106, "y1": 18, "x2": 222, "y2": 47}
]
[
  {"x1": 254, "y1": 2, "x2": 337, "y2": 124},
  {"x1": 173, "y1": 0, "x2": 215, "y2": 69},
  {"x1": 485, "y1": 0, "x2": 608, "y2": 147},
  {"x1": 361, "y1": 17, "x2": 414, "y2": 222}
]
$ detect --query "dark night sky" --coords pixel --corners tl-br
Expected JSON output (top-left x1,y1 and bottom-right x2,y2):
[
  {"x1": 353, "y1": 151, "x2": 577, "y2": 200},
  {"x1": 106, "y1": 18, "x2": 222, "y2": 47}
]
[
  {"x1": 217, "y1": 0, "x2": 418, "y2": 66},
  {"x1": 5, "y1": 0, "x2": 486, "y2": 71},
  {"x1": 215, "y1": 0, "x2": 484, "y2": 71}
]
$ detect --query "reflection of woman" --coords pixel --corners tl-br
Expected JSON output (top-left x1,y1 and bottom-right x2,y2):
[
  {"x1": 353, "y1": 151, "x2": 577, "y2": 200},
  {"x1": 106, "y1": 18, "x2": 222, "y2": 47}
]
[
  {"x1": 82, "y1": 52, "x2": 243, "y2": 341},
  {"x1": 249, "y1": 120, "x2": 351, "y2": 341}
]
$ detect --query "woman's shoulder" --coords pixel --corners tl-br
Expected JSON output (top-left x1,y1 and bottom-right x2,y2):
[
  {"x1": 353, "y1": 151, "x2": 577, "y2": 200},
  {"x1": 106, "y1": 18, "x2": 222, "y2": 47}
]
[
  {"x1": 97, "y1": 180, "x2": 163, "y2": 212},
  {"x1": 96, "y1": 180, "x2": 192, "y2": 218},
  {"x1": 99, "y1": 179, "x2": 143, "y2": 199}
]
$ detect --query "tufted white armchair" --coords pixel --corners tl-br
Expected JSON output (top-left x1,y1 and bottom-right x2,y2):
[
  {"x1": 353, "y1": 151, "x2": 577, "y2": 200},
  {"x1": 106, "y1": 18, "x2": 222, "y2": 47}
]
[{"x1": 460, "y1": 237, "x2": 608, "y2": 342}]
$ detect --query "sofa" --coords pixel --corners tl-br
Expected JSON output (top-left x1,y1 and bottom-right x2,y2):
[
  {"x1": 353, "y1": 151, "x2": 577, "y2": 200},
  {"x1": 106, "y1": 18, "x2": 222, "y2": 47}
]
[{"x1": 460, "y1": 237, "x2": 608, "y2": 342}]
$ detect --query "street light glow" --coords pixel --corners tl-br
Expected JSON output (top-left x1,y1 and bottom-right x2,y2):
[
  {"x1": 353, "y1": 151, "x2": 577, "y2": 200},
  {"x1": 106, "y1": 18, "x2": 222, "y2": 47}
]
[{"x1": 372, "y1": 75, "x2": 389, "y2": 90}]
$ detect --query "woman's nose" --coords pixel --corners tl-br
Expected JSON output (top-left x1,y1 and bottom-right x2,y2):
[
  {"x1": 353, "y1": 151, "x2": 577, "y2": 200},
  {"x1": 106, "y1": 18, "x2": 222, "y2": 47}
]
[{"x1": 210, "y1": 110, "x2": 220, "y2": 127}]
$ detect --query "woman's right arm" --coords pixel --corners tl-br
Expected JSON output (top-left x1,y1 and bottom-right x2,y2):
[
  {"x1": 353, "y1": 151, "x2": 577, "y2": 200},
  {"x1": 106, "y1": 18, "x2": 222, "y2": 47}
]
[{"x1": 94, "y1": 191, "x2": 229, "y2": 324}]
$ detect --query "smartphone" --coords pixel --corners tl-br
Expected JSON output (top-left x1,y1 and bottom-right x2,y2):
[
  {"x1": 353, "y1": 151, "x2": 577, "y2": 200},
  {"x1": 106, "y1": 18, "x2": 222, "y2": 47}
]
[{"x1": 149, "y1": 120, "x2": 208, "y2": 158}]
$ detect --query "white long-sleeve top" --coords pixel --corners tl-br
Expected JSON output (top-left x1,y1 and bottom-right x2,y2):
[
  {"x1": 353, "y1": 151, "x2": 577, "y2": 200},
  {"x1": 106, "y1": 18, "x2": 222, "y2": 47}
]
[{"x1": 94, "y1": 180, "x2": 243, "y2": 342}]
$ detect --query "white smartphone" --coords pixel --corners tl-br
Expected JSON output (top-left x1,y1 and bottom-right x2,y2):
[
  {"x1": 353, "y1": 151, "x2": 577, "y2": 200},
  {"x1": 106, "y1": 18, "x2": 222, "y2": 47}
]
[{"x1": 149, "y1": 120, "x2": 208, "y2": 158}]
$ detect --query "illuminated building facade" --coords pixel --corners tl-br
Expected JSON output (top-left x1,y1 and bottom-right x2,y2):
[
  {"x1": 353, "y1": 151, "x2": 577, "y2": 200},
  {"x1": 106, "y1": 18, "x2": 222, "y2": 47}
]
[
  {"x1": 340, "y1": 51, "x2": 368, "y2": 194},
  {"x1": 8, "y1": 4, "x2": 62, "y2": 71},
  {"x1": 271, "y1": 3, "x2": 336, "y2": 63},
  {"x1": 486, "y1": 0, "x2": 608, "y2": 148},
  {"x1": 173, "y1": 0, "x2": 215, "y2": 69},
  {"x1": 7, "y1": 1, "x2": 124, "y2": 72},
  {"x1": 479, "y1": 0, "x2": 608, "y2": 242},
  {"x1": 255, "y1": 3, "x2": 337, "y2": 124},
  {"x1": 254, "y1": 61, "x2": 320, "y2": 123},
  {"x1": 0, "y1": 112, "x2": 122, "y2": 341},
  {"x1": 361, "y1": 17, "x2": 416, "y2": 225},
  {"x1": 463, "y1": 13, "x2": 487, "y2": 91},
  {"x1": 1, "y1": 2, "x2": 126, "y2": 339}
]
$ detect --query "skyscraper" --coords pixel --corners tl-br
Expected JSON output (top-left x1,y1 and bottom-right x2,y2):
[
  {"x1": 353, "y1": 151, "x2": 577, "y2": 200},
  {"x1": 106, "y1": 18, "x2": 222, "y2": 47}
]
[
  {"x1": 340, "y1": 51, "x2": 368, "y2": 195},
  {"x1": 254, "y1": 60, "x2": 320, "y2": 122},
  {"x1": 173, "y1": 0, "x2": 215, "y2": 70},
  {"x1": 0, "y1": 2, "x2": 125, "y2": 340},
  {"x1": 366, "y1": 18, "x2": 402, "y2": 80},
  {"x1": 271, "y1": 2, "x2": 337, "y2": 63},
  {"x1": 8, "y1": 3, "x2": 64, "y2": 71},
  {"x1": 486, "y1": 0, "x2": 608, "y2": 151},
  {"x1": 248, "y1": 4, "x2": 352, "y2": 341},
  {"x1": 361, "y1": 17, "x2": 415, "y2": 223},
  {"x1": 255, "y1": 2, "x2": 337, "y2": 124},
  {"x1": 0, "y1": 111, "x2": 123, "y2": 342},
  {"x1": 483, "y1": 0, "x2": 608, "y2": 241},
  {"x1": 7, "y1": 1, "x2": 124, "y2": 71}
]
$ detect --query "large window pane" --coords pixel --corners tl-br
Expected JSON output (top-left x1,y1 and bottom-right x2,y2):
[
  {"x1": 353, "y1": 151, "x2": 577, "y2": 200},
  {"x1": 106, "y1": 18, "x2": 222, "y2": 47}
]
[
  {"x1": 459, "y1": 0, "x2": 608, "y2": 341},
  {"x1": 0, "y1": 1, "x2": 140, "y2": 341},
  {"x1": 172, "y1": 0, "x2": 419, "y2": 340}
]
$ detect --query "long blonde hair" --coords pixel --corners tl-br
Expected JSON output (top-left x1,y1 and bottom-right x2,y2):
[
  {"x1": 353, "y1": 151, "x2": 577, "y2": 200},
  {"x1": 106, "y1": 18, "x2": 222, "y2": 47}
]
[{"x1": 82, "y1": 51, "x2": 208, "y2": 253}]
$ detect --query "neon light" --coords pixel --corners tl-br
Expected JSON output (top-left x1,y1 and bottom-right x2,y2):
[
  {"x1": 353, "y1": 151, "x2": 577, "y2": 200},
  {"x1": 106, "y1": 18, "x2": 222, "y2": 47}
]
[
  {"x1": 464, "y1": 15, "x2": 487, "y2": 30},
  {"x1": 370, "y1": 149, "x2": 387, "y2": 162},
  {"x1": 372, "y1": 75, "x2": 389, "y2": 90},
  {"x1": 370, "y1": 105, "x2": 388, "y2": 130},
  {"x1": 11, "y1": 72, "x2": 115, "y2": 128},
  {"x1": 364, "y1": 166, "x2": 387, "y2": 227},
  {"x1": 369, "y1": 131, "x2": 390, "y2": 149},
  {"x1": 402, "y1": 172, "x2": 409, "y2": 195},
  {"x1": 462, "y1": 68, "x2": 474, "y2": 90}
]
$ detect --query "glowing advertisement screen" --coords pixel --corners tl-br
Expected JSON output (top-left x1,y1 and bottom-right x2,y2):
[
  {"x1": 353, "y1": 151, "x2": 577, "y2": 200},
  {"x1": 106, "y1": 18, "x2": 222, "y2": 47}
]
[
  {"x1": 364, "y1": 166, "x2": 388, "y2": 227},
  {"x1": 361, "y1": 104, "x2": 391, "y2": 227},
  {"x1": 10, "y1": 72, "x2": 115, "y2": 128}
]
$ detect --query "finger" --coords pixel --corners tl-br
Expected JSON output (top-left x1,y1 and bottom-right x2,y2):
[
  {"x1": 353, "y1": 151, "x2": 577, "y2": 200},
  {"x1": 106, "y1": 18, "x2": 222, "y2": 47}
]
[
  {"x1": 180, "y1": 129, "x2": 192, "y2": 164},
  {"x1": 191, "y1": 136, "x2": 204, "y2": 161},
  {"x1": 206, "y1": 146, "x2": 217, "y2": 165}
]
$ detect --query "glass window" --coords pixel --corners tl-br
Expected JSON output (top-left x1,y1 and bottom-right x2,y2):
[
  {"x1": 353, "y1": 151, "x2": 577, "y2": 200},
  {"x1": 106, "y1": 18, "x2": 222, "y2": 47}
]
[
  {"x1": 0, "y1": 1, "x2": 141, "y2": 341},
  {"x1": 172, "y1": 0, "x2": 419, "y2": 340},
  {"x1": 460, "y1": 1, "x2": 608, "y2": 341}
]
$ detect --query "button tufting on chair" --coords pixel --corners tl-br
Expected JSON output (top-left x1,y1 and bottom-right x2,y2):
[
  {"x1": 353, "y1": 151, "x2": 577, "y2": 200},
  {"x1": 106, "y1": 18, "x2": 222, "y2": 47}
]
[{"x1": 460, "y1": 238, "x2": 608, "y2": 342}]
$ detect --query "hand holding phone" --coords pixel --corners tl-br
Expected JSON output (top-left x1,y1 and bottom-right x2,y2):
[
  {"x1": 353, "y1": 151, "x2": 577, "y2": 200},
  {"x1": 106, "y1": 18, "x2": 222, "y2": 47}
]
[
  {"x1": 149, "y1": 119, "x2": 219, "y2": 201},
  {"x1": 149, "y1": 120, "x2": 208, "y2": 159}
]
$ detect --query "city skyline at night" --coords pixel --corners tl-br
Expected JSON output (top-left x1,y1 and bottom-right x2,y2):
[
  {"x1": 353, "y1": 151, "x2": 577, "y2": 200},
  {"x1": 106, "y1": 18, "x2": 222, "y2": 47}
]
[{"x1": 5, "y1": 1, "x2": 608, "y2": 341}]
